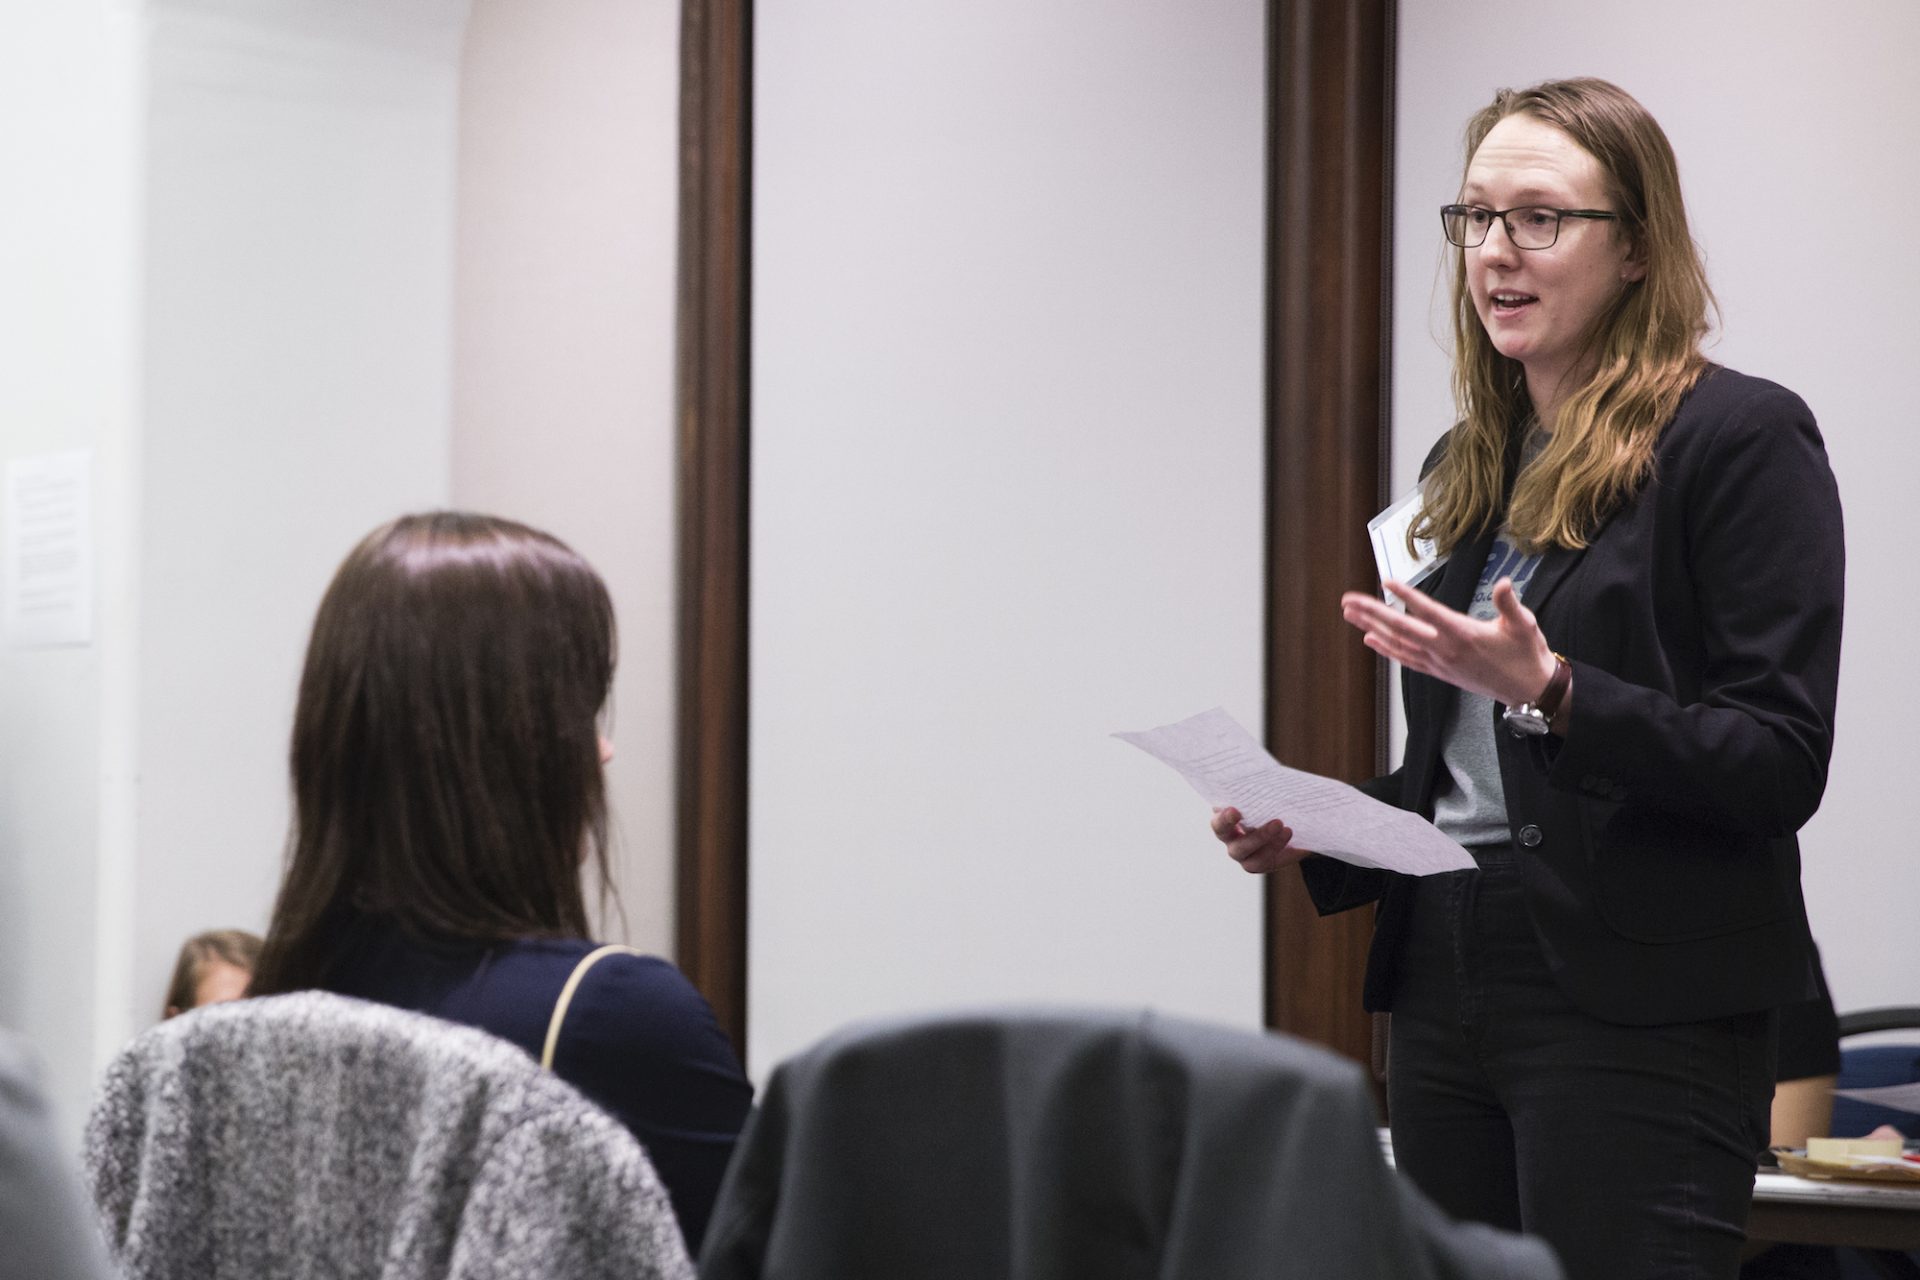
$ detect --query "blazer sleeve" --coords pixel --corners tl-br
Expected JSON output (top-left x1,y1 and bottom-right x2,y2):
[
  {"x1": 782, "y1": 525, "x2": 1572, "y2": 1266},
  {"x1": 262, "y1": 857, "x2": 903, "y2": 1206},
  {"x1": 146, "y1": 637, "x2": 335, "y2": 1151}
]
[{"x1": 1547, "y1": 384, "x2": 1844, "y2": 836}]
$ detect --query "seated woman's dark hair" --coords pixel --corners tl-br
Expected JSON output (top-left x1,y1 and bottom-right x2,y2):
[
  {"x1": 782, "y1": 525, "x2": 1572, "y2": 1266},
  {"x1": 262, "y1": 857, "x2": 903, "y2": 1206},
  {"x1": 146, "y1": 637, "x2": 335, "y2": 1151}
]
[{"x1": 251, "y1": 512, "x2": 616, "y2": 995}]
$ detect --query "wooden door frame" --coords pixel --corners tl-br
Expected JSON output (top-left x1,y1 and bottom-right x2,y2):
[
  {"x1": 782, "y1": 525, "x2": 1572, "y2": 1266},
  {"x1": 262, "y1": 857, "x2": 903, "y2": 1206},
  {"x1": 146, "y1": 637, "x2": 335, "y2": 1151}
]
[
  {"x1": 675, "y1": 0, "x2": 1396, "y2": 1065},
  {"x1": 1262, "y1": 1, "x2": 1396, "y2": 1068},
  {"x1": 675, "y1": 0, "x2": 752, "y2": 1055}
]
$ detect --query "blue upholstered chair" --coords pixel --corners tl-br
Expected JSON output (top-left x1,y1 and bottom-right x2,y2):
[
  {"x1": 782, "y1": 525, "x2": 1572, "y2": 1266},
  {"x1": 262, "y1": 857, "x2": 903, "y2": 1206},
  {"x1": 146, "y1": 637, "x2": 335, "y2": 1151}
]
[
  {"x1": 1830, "y1": 1007, "x2": 1920, "y2": 1140},
  {"x1": 1831, "y1": 1008, "x2": 1920, "y2": 1280}
]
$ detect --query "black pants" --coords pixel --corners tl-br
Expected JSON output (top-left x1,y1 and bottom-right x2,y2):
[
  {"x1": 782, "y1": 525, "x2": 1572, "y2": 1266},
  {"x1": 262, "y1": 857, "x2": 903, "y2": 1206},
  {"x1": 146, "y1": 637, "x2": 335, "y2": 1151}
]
[{"x1": 1387, "y1": 846, "x2": 1775, "y2": 1280}]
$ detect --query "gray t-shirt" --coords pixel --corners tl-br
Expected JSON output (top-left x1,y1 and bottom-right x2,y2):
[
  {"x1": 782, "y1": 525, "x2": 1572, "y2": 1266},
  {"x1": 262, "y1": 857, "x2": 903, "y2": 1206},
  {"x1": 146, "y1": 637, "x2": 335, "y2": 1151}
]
[{"x1": 1431, "y1": 532, "x2": 1542, "y2": 848}]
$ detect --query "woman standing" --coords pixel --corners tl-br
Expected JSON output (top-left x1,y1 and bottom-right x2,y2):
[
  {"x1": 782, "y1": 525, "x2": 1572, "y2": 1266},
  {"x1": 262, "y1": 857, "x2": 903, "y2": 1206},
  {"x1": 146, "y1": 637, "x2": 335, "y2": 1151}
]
[
  {"x1": 1213, "y1": 79, "x2": 1843, "y2": 1279},
  {"x1": 250, "y1": 512, "x2": 751, "y2": 1253}
]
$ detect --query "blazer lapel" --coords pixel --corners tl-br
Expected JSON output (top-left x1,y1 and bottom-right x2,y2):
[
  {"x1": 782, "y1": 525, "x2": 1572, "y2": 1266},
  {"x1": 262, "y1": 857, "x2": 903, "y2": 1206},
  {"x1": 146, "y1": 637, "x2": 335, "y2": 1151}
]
[
  {"x1": 1519, "y1": 498, "x2": 1623, "y2": 622},
  {"x1": 1431, "y1": 530, "x2": 1491, "y2": 614},
  {"x1": 1517, "y1": 542, "x2": 1586, "y2": 618}
]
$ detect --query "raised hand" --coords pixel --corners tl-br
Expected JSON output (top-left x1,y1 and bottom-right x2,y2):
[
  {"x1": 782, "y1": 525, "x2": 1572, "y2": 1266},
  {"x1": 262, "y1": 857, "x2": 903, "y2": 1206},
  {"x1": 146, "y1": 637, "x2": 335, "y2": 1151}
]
[{"x1": 1340, "y1": 577, "x2": 1557, "y2": 708}]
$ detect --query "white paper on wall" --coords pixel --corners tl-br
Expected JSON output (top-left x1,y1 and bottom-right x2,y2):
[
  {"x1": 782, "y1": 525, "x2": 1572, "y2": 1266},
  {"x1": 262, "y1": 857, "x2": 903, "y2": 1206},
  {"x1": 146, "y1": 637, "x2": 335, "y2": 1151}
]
[{"x1": 5, "y1": 450, "x2": 94, "y2": 649}]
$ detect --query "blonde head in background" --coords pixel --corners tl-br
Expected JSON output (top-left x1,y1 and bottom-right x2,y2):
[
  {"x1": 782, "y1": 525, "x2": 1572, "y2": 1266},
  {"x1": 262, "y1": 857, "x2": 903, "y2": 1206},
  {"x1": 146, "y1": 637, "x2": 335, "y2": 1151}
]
[{"x1": 162, "y1": 928, "x2": 263, "y2": 1018}]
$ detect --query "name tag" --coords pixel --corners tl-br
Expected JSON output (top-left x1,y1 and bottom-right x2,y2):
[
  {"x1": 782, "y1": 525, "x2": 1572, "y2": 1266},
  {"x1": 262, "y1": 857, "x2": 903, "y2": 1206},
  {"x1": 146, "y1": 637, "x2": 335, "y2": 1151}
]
[{"x1": 1367, "y1": 486, "x2": 1447, "y2": 603}]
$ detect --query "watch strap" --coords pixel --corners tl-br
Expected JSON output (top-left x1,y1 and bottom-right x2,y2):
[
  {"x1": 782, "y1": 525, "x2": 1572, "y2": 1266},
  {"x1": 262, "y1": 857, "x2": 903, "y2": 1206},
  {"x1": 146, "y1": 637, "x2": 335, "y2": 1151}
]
[{"x1": 1534, "y1": 652, "x2": 1572, "y2": 720}]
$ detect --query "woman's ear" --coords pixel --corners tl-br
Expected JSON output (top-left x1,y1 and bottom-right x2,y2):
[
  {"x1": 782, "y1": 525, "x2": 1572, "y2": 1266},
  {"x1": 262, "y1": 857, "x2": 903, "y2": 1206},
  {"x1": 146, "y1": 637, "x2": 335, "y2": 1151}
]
[{"x1": 1621, "y1": 236, "x2": 1648, "y2": 284}]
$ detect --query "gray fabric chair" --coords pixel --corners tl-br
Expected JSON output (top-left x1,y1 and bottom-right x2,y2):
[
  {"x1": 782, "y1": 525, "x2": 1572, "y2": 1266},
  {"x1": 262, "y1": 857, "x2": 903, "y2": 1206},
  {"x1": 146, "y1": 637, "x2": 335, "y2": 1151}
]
[
  {"x1": 699, "y1": 1006, "x2": 1563, "y2": 1280},
  {"x1": 86, "y1": 990, "x2": 694, "y2": 1280}
]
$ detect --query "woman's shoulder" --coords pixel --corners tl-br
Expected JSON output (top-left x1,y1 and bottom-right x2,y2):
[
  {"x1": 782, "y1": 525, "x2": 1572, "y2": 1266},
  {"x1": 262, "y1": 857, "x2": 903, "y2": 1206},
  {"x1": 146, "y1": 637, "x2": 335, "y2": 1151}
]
[
  {"x1": 1655, "y1": 365, "x2": 1825, "y2": 469},
  {"x1": 510, "y1": 938, "x2": 751, "y2": 1187},
  {"x1": 1655, "y1": 367, "x2": 1838, "y2": 532},
  {"x1": 1673, "y1": 365, "x2": 1815, "y2": 432},
  {"x1": 1419, "y1": 430, "x2": 1454, "y2": 477},
  {"x1": 514, "y1": 940, "x2": 729, "y2": 1057},
  {"x1": 498, "y1": 938, "x2": 697, "y2": 1004}
]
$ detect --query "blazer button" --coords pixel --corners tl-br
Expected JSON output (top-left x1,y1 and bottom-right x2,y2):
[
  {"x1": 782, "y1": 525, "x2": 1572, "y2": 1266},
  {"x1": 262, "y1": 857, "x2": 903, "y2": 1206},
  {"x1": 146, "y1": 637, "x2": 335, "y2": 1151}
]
[{"x1": 1518, "y1": 824, "x2": 1544, "y2": 848}]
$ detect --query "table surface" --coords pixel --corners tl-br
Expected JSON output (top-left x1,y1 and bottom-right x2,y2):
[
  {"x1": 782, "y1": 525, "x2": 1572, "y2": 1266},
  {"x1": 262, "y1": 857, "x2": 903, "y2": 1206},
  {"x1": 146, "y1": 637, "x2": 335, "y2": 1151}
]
[
  {"x1": 1376, "y1": 1130, "x2": 1920, "y2": 1251},
  {"x1": 1749, "y1": 1169, "x2": 1920, "y2": 1252},
  {"x1": 1754, "y1": 1169, "x2": 1920, "y2": 1211}
]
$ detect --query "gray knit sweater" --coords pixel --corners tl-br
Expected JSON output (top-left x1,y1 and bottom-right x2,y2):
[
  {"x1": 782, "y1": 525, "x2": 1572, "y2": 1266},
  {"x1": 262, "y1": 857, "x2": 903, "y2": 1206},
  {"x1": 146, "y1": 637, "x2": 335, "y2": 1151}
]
[{"x1": 86, "y1": 991, "x2": 695, "y2": 1280}]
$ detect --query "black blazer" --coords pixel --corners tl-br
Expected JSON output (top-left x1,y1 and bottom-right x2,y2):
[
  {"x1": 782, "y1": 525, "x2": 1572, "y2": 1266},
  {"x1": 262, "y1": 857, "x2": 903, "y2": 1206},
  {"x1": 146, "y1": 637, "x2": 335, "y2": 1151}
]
[
  {"x1": 1302, "y1": 366, "x2": 1844, "y2": 1026},
  {"x1": 700, "y1": 1009, "x2": 1565, "y2": 1278}
]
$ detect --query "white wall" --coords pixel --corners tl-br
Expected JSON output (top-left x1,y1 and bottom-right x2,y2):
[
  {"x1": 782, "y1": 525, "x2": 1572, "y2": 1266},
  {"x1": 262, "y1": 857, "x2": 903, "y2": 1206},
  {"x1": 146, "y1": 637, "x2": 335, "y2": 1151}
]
[
  {"x1": 0, "y1": 0, "x2": 468, "y2": 1138},
  {"x1": 0, "y1": 1, "x2": 143, "y2": 1140},
  {"x1": 749, "y1": 1, "x2": 1268, "y2": 1076},
  {"x1": 132, "y1": 0, "x2": 467, "y2": 1038},
  {"x1": 450, "y1": 0, "x2": 681, "y2": 952},
  {"x1": 1392, "y1": 0, "x2": 1920, "y2": 1012},
  {"x1": 0, "y1": 0, "x2": 690, "y2": 1139}
]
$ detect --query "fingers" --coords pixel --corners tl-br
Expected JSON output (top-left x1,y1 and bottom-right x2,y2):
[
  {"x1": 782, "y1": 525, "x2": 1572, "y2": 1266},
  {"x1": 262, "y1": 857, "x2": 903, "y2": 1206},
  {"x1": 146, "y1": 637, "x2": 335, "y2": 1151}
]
[
  {"x1": 1382, "y1": 579, "x2": 1450, "y2": 623},
  {"x1": 1240, "y1": 848, "x2": 1310, "y2": 874},
  {"x1": 1490, "y1": 578, "x2": 1537, "y2": 632},
  {"x1": 1362, "y1": 629, "x2": 1430, "y2": 674},
  {"x1": 1235, "y1": 834, "x2": 1312, "y2": 875},
  {"x1": 1341, "y1": 591, "x2": 1439, "y2": 646},
  {"x1": 1213, "y1": 810, "x2": 1309, "y2": 877},
  {"x1": 1381, "y1": 587, "x2": 1475, "y2": 667},
  {"x1": 1345, "y1": 587, "x2": 1453, "y2": 680},
  {"x1": 1488, "y1": 580, "x2": 1557, "y2": 702},
  {"x1": 1223, "y1": 818, "x2": 1284, "y2": 857},
  {"x1": 1222, "y1": 818, "x2": 1300, "y2": 874}
]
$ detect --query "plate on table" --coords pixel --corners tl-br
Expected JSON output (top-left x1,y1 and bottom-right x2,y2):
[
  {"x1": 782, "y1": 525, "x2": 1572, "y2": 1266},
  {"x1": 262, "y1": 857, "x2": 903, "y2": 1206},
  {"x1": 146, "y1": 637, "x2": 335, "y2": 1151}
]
[{"x1": 1775, "y1": 1149, "x2": 1920, "y2": 1185}]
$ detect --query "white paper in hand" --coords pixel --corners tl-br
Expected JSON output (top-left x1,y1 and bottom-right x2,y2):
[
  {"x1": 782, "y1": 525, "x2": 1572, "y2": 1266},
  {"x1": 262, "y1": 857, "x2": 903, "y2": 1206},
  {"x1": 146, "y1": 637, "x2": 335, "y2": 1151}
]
[{"x1": 1114, "y1": 706, "x2": 1473, "y2": 876}]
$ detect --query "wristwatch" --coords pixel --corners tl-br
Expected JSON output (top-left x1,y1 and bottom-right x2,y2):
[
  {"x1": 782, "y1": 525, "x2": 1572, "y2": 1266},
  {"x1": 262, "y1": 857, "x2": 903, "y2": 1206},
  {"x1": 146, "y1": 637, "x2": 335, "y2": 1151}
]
[{"x1": 1502, "y1": 653, "x2": 1571, "y2": 737}]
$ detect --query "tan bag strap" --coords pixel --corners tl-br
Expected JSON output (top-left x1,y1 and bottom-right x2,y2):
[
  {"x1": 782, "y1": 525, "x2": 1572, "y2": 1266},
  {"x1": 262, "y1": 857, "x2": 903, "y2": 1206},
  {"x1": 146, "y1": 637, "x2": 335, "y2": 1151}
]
[{"x1": 541, "y1": 944, "x2": 644, "y2": 1070}]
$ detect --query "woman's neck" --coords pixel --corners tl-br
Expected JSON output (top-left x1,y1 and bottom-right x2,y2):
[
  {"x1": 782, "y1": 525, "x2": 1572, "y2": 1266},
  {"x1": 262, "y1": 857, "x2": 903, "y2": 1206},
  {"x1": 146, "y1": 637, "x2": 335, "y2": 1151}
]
[
  {"x1": 1525, "y1": 346, "x2": 1611, "y2": 429},
  {"x1": 1525, "y1": 372, "x2": 1565, "y2": 430}
]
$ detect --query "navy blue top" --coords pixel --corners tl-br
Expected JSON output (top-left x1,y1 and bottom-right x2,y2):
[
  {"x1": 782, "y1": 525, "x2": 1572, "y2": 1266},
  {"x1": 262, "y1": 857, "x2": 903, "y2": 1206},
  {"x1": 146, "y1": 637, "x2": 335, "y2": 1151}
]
[{"x1": 322, "y1": 919, "x2": 752, "y2": 1251}]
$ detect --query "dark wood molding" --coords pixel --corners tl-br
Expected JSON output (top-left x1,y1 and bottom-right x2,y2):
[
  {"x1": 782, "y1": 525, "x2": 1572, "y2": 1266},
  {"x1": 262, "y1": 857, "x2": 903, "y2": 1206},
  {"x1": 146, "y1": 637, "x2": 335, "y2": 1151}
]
[
  {"x1": 675, "y1": 0, "x2": 752, "y2": 1058},
  {"x1": 1263, "y1": 0, "x2": 1396, "y2": 1068},
  {"x1": 677, "y1": 0, "x2": 1393, "y2": 1067}
]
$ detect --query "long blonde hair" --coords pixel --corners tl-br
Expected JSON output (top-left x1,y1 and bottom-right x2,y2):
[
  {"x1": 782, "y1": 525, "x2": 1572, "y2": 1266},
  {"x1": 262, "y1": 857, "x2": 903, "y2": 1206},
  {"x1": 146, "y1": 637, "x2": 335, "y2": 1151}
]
[{"x1": 1413, "y1": 78, "x2": 1717, "y2": 556}]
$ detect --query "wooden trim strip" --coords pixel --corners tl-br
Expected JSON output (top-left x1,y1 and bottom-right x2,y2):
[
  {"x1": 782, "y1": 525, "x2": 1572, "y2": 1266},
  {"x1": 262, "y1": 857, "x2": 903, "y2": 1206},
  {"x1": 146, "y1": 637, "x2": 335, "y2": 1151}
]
[
  {"x1": 1262, "y1": 0, "x2": 1396, "y2": 1068},
  {"x1": 674, "y1": 0, "x2": 752, "y2": 1058}
]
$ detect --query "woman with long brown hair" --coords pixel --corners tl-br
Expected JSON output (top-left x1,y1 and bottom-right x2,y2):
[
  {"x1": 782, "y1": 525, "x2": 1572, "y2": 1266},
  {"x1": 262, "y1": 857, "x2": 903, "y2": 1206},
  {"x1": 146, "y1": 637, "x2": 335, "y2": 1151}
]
[
  {"x1": 1213, "y1": 79, "x2": 1843, "y2": 1278},
  {"x1": 252, "y1": 512, "x2": 750, "y2": 1253}
]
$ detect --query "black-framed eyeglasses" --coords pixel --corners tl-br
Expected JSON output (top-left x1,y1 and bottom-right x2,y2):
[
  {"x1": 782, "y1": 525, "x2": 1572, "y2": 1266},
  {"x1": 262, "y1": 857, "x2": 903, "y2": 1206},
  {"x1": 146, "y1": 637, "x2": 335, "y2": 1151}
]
[{"x1": 1440, "y1": 204, "x2": 1620, "y2": 250}]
